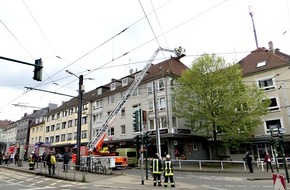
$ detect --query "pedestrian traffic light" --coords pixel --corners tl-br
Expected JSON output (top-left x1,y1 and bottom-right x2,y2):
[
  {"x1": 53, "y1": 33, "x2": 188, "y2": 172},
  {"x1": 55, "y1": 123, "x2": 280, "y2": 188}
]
[
  {"x1": 33, "y1": 58, "x2": 43, "y2": 81},
  {"x1": 133, "y1": 110, "x2": 139, "y2": 132}
]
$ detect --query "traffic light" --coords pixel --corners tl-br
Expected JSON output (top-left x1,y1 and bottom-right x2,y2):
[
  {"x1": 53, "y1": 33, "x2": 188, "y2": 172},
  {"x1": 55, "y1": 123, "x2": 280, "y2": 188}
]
[
  {"x1": 144, "y1": 133, "x2": 151, "y2": 145},
  {"x1": 33, "y1": 58, "x2": 43, "y2": 81},
  {"x1": 133, "y1": 135, "x2": 143, "y2": 147},
  {"x1": 133, "y1": 110, "x2": 139, "y2": 132}
]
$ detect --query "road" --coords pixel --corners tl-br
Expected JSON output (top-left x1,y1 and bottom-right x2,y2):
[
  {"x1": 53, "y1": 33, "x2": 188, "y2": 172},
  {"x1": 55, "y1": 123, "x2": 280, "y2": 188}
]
[
  {"x1": 0, "y1": 167, "x2": 279, "y2": 190},
  {"x1": 125, "y1": 168, "x2": 277, "y2": 190}
]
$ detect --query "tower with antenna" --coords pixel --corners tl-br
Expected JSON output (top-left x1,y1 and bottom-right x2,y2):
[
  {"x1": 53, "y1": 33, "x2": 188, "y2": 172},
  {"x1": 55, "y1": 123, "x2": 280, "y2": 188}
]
[{"x1": 249, "y1": 5, "x2": 259, "y2": 48}]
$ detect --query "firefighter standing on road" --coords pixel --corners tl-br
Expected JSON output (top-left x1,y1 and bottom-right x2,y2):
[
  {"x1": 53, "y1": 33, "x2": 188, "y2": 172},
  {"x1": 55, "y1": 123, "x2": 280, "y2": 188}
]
[
  {"x1": 150, "y1": 153, "x2": 163, "y2": 186},
  {"x1": 163, "y1": 154, "x2": 175, "y2": 187}
]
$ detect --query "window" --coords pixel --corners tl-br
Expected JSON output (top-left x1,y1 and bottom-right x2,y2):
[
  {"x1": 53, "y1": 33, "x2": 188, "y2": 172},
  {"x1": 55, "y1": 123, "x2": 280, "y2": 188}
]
[
  {"x1": 81, "y1": 130, "x2": 87, "y2": 139},
  {"x1": 52, "y1": 114, "x2": 55, "y2": 120},
  {"x1": 193, "y1": 142, "x2": 198, "y2": 150},
  {"x1": 132, "y1": 87, "x2": 138, "y2": 96},
  {"x1": 50, "y1": 125, "x2": 55, "y2": 131},
  {"x1": 149, "y1": 119, "x2": 155, "y2": 130},
  {"x1": 68, "y1": 108, "x2": 74, "y2": 115},
  {"x1": 97, "y1": 88, "x2": 102, "y2": 95},
  {"x1": 62, "y1": 110, "x2": 67, "y2": 117},
  {"x1": 158, "y1": 97, "x2": 166, "y2": 110},
  {"x1": 45, "y1": 137, "x2": 49, "y2": 143},
  {"x1": 61, "y1": 134, "x2": 65, "y2": 141},
  {"x1": 158, "y1": 79, "x2": 165, "y2": 91},
  {"x1": 82, "y1": 116, "x2": 87, "y2": 124},
  {"x1": 257, "y1": 61, "x2": 266, "y2": 67},
  {"x1": 75, "y1": 119, "x2": 78, "y2": 126},
  {"x1": 122, "y1": 78, "x2": 128, "y2": 86},
  {"x1": 121, "y1": 125, "x2": 126, "y2": 135},
  {"x1": 265, "y1": 119, "x2": 282, "y2": 134},
  {"x1": 108, "y1": 127, "x2": 114, "y2": 136},
  {"x1": 67, "y1": 133, "x2": 72, "y2": 141},
  {"x1": 148, "y1": 100, "x2": 154, "y2": 113},
  {"x1": 108, "y1": 96, "x2": 114, "y2": 104},
  {"x1": 147, "y1": 83, "x2": 153, "y2": 94},
  {"x1": 258, "y1": 78, "x2": 275, "y2": 91},
  {"x1": 55, "y1": 123, "x2": 60, "y2": 130},
  {"x1": 32, "y1": 128, "x2": 35, "y2": 133},
  {"x1": 268, "y1": 98, "x2": 279, "y2": 111},
  {"x1": 159, "y1": 117, "x2": 167, "y2": 128},
  {"x1": 74, "y1": 132, "x2": 77, "y2": 140},
  {"x1": 55, "y1": 135, "x2": 60, "y2": 142},
  {"x1": 68, "y1": 120, "x2": 73, "y2": 127},
  {"x1": 121, "y1": 108, "x2": 126, "y2": 117},
  {"x1": 46, "y1": 126, "x2": 50, "y2": 132},
  {"x1": 83, "y1": 103, "x2": 88, "y2": 110},
  {"x1": 62, "y1": 122, "x2": 66, "y2": 129},
  {"x1": 50, "y1": 136, "x2": 54, "y2": 143},
  {"x1": 110, "y1": 82, "x2": 116, "y2": 90},
  {"x1": 93, "y1": 113, "x2": 102, "y2": 123},
  {"x1": 57, "y1": 113, "x2": 60, "y2": 119},
  {"x1": 93, "y1": 99, "x2": 103, "y2": 109}
]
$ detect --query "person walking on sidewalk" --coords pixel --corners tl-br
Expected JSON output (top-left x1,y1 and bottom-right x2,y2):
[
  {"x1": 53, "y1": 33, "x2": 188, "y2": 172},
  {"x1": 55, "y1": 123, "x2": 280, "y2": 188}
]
[
  {"x1": 244, "y1": 151, "x2": 253, "y2": 173},
  {"x1": 264, "y1": 152, "x2": 274, "y2": 173},
  {"x1": 46, "y1": 152, "x2": 52, "y2": 175},
  {"x1": 63, "y1": 151, "x2": 70, "y2": 172},
  {"x1": 163, "y1": 154, "x2": 175, "y2": 187},
  {"x1": 150, "y1": 153, "x2": 163, "y2": 186},
  {"x1": 50, "y1": 152, "x2": 56, "y2": 175},
  {"x1": 14, "y1": 152, "x2": 19, "y2": 166}
]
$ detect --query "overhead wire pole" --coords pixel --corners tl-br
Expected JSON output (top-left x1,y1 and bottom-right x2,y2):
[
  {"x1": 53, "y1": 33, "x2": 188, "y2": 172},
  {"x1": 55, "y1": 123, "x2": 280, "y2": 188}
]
[{"x1": 249, "y1": 5, "x2": 259, "y2": 48}]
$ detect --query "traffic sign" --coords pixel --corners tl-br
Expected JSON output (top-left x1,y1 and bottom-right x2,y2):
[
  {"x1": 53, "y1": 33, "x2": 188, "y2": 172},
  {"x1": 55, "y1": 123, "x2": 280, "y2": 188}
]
[{"x1": 273, "y1": 174, "x2": 286, "y2": 190}]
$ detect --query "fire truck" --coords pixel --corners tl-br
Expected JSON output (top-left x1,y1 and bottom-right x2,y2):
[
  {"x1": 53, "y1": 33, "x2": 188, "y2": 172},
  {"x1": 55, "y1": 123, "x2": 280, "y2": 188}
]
[{"x1": 79, "y1": 47, "x2": 185, "y2": 174}]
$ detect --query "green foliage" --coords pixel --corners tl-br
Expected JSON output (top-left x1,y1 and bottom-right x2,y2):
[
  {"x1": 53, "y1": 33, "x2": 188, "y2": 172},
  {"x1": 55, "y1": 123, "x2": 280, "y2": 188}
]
[{"x1": 173, "y1": 54, "x2": 270, "y2": 146}]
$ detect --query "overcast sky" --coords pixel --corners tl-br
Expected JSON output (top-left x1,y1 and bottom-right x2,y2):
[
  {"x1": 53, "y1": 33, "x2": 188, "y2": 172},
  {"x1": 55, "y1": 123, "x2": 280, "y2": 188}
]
[{"x1": 1, "y1": 0, "x2": 290, "y2": 121}]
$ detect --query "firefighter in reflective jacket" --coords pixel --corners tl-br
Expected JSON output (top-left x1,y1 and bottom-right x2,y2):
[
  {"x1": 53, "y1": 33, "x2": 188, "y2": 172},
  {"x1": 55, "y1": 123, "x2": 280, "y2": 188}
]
[
  {"x1": 150, "y1": 153, "x2": 163, "y2": 186},
  {"x1": 163, "y1": 154, "x2": 175, "y2": 187}
]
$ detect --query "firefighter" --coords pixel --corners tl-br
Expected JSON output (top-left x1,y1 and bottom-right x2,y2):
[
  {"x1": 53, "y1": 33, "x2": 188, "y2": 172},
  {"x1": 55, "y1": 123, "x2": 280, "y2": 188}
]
[
  {"x1": 150, "y1": 153, "x2": 163, "y2": 186},
  {"x1": 163, "y1": 154, "x2": 175, "y2": 187},
  {"x1": 28, "y1": 152, "x2": 35, "y2": 170}
]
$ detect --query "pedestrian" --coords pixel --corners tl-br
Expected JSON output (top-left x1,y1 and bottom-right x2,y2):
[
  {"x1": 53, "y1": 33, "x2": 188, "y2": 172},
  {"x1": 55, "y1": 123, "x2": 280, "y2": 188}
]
[
  {"x1": 264, "y1": 152, "x2": 274, "y2": 173},
  {"x1": 244, "y1": 151, "x2": 253, "y2": 173},
  {"x1": 0, "y1": 152, "x2": 3, "y2": 165},
  {"x1": 10, "y1": 152, "x2": 15, "y2": 163},
  {"x1": 63, "y1": 151, "x2": 70, "y2": 172},
  {"x1": 51, "y1": 152, "x2": 56, "y2": 175},
  {"x1": 4, "y1": 152, "x2": 9, "y2": 165},
  {"x1": 14, "y1": 152, "x2": 19, "y2": 166},
  {"x1": 150, "y1": 153, "x2": 163, "y2": 186},
  {"x1": 163, "y1": 154, "x2": 175, "y2": 187},
  {"x1": 46, "y1": 152, "x2": 52, "y2": 175},
  {"x1": 42, "y1": 152, "x2": 46, "y2": 167}
]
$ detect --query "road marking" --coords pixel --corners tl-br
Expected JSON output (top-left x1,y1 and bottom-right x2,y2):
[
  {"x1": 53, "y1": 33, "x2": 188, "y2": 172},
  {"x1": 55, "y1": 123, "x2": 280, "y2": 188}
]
[{"x1": 201, "y1": 185, "x2": 227, "y2": 190}]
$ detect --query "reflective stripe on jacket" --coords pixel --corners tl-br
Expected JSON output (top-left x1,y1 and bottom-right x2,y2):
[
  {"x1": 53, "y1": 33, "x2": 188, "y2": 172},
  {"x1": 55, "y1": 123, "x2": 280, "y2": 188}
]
[
  {"x1": 151, "y1": 158, "x2": 162, "y2": 174},
  {"x1": 164, "y1": 160, "x2": 173, "y2": 176}
]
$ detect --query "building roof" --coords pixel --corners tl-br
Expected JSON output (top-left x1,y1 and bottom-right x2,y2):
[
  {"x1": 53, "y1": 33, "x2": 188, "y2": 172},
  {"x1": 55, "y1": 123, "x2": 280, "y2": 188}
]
[
  {"x1": 238, "y1": 47, "x2": 290, "y2": 76},
  {"x1": 47, "y1": 56, "x2": 188, "y2": 115},
  {"x1": 0, "y1": 120, "x2": 13, "y2": 129}
]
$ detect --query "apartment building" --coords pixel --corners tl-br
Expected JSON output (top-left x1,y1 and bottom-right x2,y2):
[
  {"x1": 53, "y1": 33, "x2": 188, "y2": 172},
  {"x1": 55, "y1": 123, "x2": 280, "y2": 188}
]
[
  {"x1": 42, "y1": 55, "x2": 209, "y2": 160},
  {"x1": 237, "y1": 41, "x2": 290, "y2": 159}
]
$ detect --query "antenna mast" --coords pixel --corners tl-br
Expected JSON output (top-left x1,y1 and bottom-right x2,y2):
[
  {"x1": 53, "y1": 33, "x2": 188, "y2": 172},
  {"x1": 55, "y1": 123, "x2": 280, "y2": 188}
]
[{"x1": 249, "y1": 5, "x2": 259, "y2": 48}]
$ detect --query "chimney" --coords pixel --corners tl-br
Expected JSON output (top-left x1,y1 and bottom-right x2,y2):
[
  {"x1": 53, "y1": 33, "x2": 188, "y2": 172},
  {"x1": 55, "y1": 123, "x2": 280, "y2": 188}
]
[{"x1": 268, "y1": 41, "x2": 275, "y2": 53}]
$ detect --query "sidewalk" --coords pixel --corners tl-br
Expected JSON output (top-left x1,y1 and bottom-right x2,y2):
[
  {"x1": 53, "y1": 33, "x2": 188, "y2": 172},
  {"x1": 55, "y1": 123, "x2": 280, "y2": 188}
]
[{"x1": 0, "y1": 161, "x2": 288, "y2": 189}]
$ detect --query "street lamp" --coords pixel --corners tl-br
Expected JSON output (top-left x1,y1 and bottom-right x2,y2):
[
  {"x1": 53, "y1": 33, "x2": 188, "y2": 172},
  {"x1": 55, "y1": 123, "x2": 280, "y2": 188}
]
[{"x1": 65, "y1": 70, "x2": 93, "y2": 169}]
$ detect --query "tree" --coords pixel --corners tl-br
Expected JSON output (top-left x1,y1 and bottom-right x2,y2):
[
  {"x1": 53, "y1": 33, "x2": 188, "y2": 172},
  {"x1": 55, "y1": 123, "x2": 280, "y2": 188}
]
[{"x1": 173, "y1": 54, "x2": 269, "y2": 158}]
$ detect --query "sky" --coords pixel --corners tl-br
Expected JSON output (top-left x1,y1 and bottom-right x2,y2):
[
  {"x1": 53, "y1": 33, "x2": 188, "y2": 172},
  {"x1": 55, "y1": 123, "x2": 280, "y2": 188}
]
[{"x1": 1, "y1": 0, "x2": 290, "y2": 121}]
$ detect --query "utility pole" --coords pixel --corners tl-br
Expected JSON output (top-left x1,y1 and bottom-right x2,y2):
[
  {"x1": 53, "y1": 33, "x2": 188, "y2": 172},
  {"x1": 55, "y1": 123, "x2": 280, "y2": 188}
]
[
  {"x1": 153, "y1": 82, "x2": 161, "y2": 156},
  {"x1": 76, "y1": 75, "x2": 84, "y2": 169}
]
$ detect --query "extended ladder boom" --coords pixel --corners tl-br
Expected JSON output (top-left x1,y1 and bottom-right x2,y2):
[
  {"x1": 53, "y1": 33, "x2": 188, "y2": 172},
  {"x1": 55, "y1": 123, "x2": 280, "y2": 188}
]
[{"x1": 87, "y1": 47, "x2": 183, "y2": 152}]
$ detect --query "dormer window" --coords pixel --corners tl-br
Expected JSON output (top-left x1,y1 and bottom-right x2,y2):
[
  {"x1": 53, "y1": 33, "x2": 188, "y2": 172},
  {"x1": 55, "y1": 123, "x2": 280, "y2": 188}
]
[
  {"x1": 122, "y1": 78, "x2": 128, "y2": 86},
  {"x1": 111, "y1": 82, "x2": 116, "y2": 91},
  {"x1": 97, "y1": 88, "x2": 102, "y2": 95},
  {"x1": 257, "y1": 61, "x2": 266, "y2": 67}
]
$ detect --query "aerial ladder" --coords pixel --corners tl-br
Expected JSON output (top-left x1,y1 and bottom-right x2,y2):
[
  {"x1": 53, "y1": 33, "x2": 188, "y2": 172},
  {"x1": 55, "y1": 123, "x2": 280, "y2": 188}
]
[
  {"x1": 82, "y1": 47, "x2": 185, "y2": 173},
  {"x1": 87, "y1": 47, "x2": 185, "y2": 153}
]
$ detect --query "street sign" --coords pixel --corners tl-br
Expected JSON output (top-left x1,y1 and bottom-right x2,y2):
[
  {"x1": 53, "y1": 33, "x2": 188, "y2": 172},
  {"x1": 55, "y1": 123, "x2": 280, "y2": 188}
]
[{"x1": 273, "y1": 174, "x2": 286, "y2": 190}]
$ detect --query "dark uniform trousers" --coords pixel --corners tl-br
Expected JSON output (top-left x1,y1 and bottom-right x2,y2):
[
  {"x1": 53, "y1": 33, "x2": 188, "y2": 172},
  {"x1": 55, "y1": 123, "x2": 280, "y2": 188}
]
[
  {"x1": 151, "y1": 158, "x2": 162, "y2": 186},
  {"x1": 163, "y1": 160, "x2": 175, "y2": 187}
]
